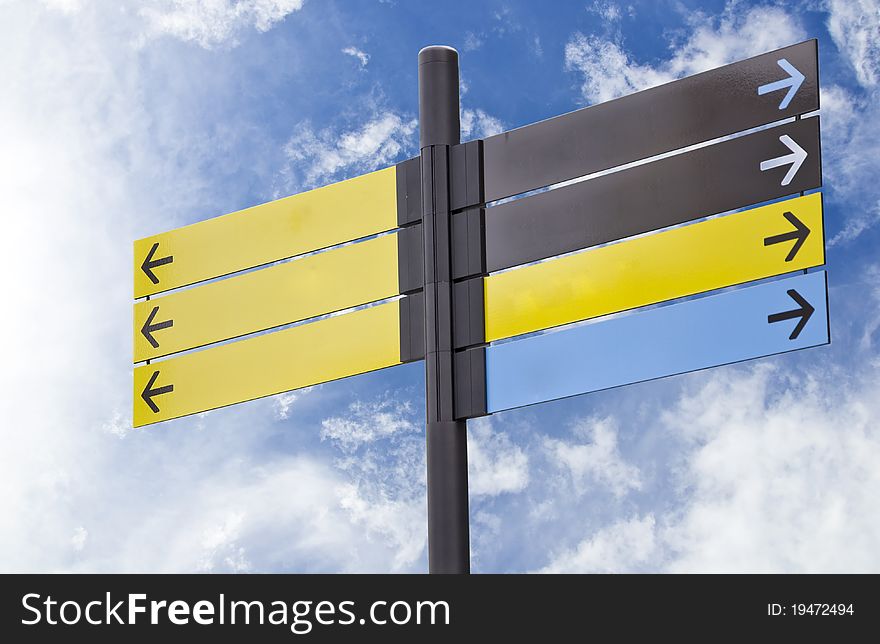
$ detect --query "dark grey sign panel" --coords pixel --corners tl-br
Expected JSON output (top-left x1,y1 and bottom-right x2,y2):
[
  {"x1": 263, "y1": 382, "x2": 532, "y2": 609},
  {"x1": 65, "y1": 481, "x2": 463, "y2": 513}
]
[
  {"x1": 486, "y1": 117, "x2": 821, "y2": 272},
  {"x1": 483, "y1": 39, "x2": 818, "y2": 202}
]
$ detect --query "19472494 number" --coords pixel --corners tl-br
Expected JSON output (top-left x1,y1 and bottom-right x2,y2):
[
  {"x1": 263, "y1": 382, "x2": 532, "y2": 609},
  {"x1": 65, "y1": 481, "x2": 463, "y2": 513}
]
[{"x1": 768, "y1": 603, "x2": 854, "y2": 616}]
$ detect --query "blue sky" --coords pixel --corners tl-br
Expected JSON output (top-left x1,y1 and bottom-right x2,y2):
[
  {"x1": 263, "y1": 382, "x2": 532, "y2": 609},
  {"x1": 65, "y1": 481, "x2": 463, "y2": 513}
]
[{"x1": 1, "y1": 0, "x2": 878, "y2": 573}]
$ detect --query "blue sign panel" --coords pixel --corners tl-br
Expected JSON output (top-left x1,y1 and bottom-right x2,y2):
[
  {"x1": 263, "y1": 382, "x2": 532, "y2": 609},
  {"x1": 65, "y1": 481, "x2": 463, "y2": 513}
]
[{"x1": 486, "y1": 271, "x2": 829, "y2": 414}]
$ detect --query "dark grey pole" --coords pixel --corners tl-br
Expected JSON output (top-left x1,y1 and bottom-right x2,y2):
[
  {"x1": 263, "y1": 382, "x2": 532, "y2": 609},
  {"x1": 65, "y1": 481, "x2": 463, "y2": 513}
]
[
  {"x1": 419, "y1": 46, "x2": 460, "y2": 147},
  {"x1": 418, "y1": 45, "x2": 470, "y2": 574}
]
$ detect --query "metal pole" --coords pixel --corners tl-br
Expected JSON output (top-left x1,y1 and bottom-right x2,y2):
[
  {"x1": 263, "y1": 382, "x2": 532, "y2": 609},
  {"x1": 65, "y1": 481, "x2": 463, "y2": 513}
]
[{"x1": 418, "y1": 45, "x2": 470, "y2": 574}]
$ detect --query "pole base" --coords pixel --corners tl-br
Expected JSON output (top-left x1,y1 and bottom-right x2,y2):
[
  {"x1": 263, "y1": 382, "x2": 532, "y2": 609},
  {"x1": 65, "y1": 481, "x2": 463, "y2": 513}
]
[{"x1": 426, "y1": 419, "x2": 470, "y2": 574}]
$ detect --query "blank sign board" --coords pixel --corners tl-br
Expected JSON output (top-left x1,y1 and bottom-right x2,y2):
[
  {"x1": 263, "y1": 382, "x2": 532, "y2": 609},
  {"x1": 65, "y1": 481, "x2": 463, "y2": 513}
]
[{"x1": 486, "y1": 271, "x2": 829, "y2": 413}]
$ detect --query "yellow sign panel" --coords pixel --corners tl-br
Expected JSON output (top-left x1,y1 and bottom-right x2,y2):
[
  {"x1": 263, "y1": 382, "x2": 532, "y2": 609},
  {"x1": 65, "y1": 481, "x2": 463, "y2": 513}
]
[
  {"x1": 133, "y1": 300, "x2": 402, "y2": 427},
  {"x1": 133, "y1": 233, "x2": 400, "y2": 362},
  {"x1": 485, "y1": 192, "x2": 824, "y2": 342},
  {"x1": 133, "y1": 166, "x2": 398, "y2": 298}
]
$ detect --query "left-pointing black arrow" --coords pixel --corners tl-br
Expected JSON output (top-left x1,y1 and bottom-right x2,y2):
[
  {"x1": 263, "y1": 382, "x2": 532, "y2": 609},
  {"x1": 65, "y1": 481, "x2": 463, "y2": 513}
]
[
  {"x1": 763, "y1": 211, "x2": 811, "y2": 262},
  {"x1": 768, "y1": 288, "x2": 815, "y2": 340},
  {"x1": 142, "y1": 370, "x2": 173, "y2": 414},
  {"x1": 141, "y1": 305, "x2": 173, "y2": 349},
  {"x1": 141, "y1": 242, "x2": 173, "y2": 285}
]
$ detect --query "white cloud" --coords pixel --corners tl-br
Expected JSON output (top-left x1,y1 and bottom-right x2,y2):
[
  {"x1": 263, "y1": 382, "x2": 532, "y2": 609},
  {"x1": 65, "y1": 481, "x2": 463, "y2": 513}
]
[
  {"x1": 828, "y1": 199, "x2": 880, "y2": 247},
  {"x1": 278, "y1": 112, "x2": 417, "y2": 191},
  {"x1": 273, "y1": 387, "x2": 313, "y2": 420},
  {"x1": 458, "y1": 75, "x2": 505, "y2": 140},
  {"x1": 320, "y1": 398, "x2": 417, "y2": 453},
  {"x1": 468, "y1": 419, "x2": 530, "y2": 497},
  {"x1": 70, "y1": 526, "x2": 88, "y2": 552},
  {"x1": 565, "y1": 4, "x2": 805, "y2": 103},
  {"x1": 825, "y1": 0, "x2": 880, "y2": 88},
  {"x1": 819, "y1": 83, "x2": 880, "y2": 245},
  {"x1": 664, "y1": 5, "x2": 805, "y2": 76},
  {"x1": 336, "y1": 476, "x2": 426, "y2": 571},
  {"x1": 102, "y1": 410, "x2": 132, "y2": 439},
  {"x1": 128, "y1": 455, "x2": 411, "y2": 573},
  {"x1": 858, "y1": 264, "x2": 880, "y2": 351},
  {"x1": 197, "y1": 511, "x2": 249, "y2": 572},
  {"x1": 342, "y1": 45, "x2": 369, "y2": 67},
  {"x1": 40, "y1": 0, "x2": 82, "y2": 14},
  {"x1": 491, "y1": 5, "x2": 520, "y2": 36},
  {"x1": 565, "y1": 33, "x2": 671, "y2": 104},
  {"x1": 463, "y1": 31, "x2": 484, "y2": 51},
  {"x1": 138, "y1": 0, "x2": 305, "y2": 49},
  {"x1": 467, "y1": 420, "x2": 530, "y2": 570},
  {"x1": 661, "y1": 364, "x2": 880, "y2": 573},
  {"x1": 531, "y1": 35, "x2": 543, "y2": 58},
  {"x1": 0, "y1": 1, "x2": 172, "y2": 572},
  {"x1": 184, "y1": 461, "x2": 423, "y2": 573},
  {"x1": 586, "y1": 0, "x2": 633, "y2": 23},
  {"x1": 319, "y1": 398, "x2": 427, "y2": 571},
  {"x1": 820, "y1": 85, "x2": 861, "y2": 178},
  {"x1": 461, "y1": 107, "x2": 505, "y2": 141},
  {"x1": 0, "y1": 1, "x2": 428, "y2": 574},
  {"x1": 537, "y1": 357, "x2": 880, "y2": 573},
  {"x1": 544, "y1": 416, "x2": 642, "y2": 497},
  {"x1": 540, "y1": 515, "x2": 656, "y2": 573}
]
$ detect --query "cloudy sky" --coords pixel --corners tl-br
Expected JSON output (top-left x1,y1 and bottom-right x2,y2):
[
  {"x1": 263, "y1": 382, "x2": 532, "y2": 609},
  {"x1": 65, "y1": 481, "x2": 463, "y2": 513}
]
[{"x1": 1, "y1": 0, "x2": 878, "y2": 573}]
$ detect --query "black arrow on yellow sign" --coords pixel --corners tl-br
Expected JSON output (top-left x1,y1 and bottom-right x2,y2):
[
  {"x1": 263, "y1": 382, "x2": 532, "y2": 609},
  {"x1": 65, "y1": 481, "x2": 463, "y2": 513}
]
[
  {"x1": 141, "y1": 242, "x2": 174, "y2": 285},
  {"x1": 141, "y1": 305, "x2": 173, "y2": 349},
  {"x1": 768, "y1": 289, "x2": 815, "y2": 340},
  {"x1": 142, "y1": 370, "x2": 173, "y2": 413},
  {"x1": 763, "y1": 211, "x2": 810, "y2": 262}
]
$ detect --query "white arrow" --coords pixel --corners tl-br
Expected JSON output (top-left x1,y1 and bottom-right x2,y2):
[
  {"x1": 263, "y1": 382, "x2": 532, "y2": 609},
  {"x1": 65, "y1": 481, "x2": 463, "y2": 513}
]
[
  {"x1": 757, "y1": 58, "x2": 805, "y2": 110},
  {"x1": 760, "y1": 134, "x2": 808, "y2": 186}
]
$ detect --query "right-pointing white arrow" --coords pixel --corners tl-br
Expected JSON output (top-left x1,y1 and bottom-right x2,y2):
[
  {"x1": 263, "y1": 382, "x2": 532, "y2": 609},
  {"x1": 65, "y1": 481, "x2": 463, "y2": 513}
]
[
  {"x1": 757, "y1": 58, "x2": 806, "y2": 110},
  {"x1": 760, "y1": 134, "x2": 808, "y2": 186}
]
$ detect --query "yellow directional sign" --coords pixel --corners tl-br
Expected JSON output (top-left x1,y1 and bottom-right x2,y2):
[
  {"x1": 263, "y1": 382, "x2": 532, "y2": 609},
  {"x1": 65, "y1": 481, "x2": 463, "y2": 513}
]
[
  {"x1": 484, "y1": 192, "x2": 824, "y2": 342},
  {"x1": 133, "y1": 300, "x2": 403, "y2": 427},
  {"x1": 133, "y1": 233, "x2": 400, "y2": 362},
  {"x1": 134, "y1": 166, "x2": 398, "y2": 298}
]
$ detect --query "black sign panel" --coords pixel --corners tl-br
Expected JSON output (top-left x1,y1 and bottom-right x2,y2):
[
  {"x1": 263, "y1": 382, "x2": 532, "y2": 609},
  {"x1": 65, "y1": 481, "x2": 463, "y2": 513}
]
[
  {"x1": 483, "y1": 39, "x2": 818, "y2": 202},
  {"x1": 485, "y1": 117, "x2": 821, "y2": 273}
]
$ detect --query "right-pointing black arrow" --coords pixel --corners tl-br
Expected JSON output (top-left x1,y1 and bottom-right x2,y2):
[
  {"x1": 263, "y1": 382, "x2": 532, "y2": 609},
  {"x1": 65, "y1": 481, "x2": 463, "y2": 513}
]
[
  {"x1": 141, "y1": 242, "x2": 173, "y2": 285},
  {"x1": 142, "y1": 370, "x2": 173, "y2": 414},
  {"x1": 763, "y1": 211, "x2": 810, "y2": 262},
  {"x1": 768, "y1": 288, "x2": 815, "y2": 340},
  {"x1": 141, "y1": 305, "x2": 173, "y2": 349}
]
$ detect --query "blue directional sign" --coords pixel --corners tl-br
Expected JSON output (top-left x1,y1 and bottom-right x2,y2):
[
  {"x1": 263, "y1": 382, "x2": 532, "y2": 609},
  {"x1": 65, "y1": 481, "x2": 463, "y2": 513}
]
[{"x1": 486, "y1": 271, "x2": 829, "y2": 414}]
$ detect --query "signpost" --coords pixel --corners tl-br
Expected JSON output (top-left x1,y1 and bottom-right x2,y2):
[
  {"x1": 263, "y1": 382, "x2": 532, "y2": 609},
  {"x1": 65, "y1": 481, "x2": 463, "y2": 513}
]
[
  {"x1": 132, "y1": 160, "x2": 426, "y2": 425},
  {"x1": 132, "y1": 39, "x2": 829, "y2": 574}
]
